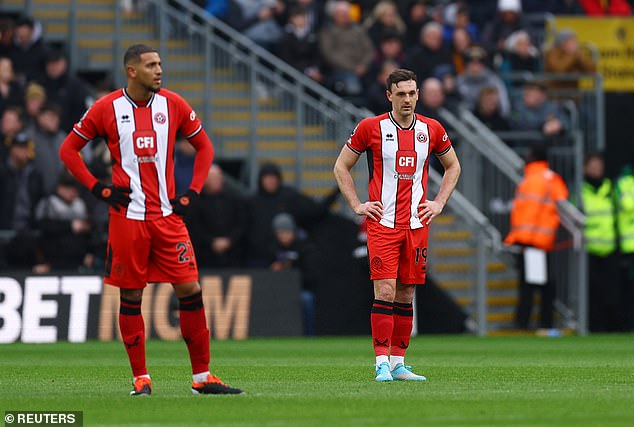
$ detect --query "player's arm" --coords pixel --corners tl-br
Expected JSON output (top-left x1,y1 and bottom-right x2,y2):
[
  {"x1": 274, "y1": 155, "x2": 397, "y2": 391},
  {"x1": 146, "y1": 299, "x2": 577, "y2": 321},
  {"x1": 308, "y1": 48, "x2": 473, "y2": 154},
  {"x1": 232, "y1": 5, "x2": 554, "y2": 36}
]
[
  {"x1": 333, "y1": 145, "x2": 383, "y2": 221},
  {"x1": 418, "y1": 146, "x2": 461, "y2": 225},
  {"x1": 60, "y1": 132, "x2": 131, "y2": 211},
  {"x1": 186, "y1": 128, "x2": 214, "y2": 193},
  {"x1": 59, "y1": 131, "x2": 98, "y2": 190}
]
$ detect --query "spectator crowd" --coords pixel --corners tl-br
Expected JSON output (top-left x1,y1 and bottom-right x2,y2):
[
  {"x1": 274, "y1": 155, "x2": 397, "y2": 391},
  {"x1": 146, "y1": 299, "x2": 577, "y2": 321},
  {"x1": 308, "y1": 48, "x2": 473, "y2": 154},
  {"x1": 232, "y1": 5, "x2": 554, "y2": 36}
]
[{"x1": 1, "y1": 1, "x2": 633, "y2": 332}]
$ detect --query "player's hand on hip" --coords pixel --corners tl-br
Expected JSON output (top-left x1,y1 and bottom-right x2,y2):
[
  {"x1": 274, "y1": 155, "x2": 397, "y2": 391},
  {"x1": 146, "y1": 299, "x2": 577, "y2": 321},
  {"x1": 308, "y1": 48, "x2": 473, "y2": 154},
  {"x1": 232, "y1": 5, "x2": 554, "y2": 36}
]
[
  {"x1": 418, "y1": 199, "x2": 443, "y2": 225},
  {"x1": 354, "y1": 201, "x2": 383, "y2": 221},
  {"x1": 170, "y1": 189, "x2": 199, "y2": 216},
  {"x1": 91, "y1": 182, "x2": 132, "y2": 212}
]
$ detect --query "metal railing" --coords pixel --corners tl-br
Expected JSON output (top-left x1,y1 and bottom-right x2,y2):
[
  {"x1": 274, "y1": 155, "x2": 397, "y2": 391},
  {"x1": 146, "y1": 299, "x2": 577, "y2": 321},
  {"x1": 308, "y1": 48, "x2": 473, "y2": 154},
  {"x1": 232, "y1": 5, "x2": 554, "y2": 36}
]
[
  {"x1": 125, "y1": 0, "x2": 374, "y2": 192},
  {"x1": 440, "y1": 106, "x2": 588, "y2": 334},
  {"x1": 428, "y1": 168, "x2": 502, "y2": 336}
]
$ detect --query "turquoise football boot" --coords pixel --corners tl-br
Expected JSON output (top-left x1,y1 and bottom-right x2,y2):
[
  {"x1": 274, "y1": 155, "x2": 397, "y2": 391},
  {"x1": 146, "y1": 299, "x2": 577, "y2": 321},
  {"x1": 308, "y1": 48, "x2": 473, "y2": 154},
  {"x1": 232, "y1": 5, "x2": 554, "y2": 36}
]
[
  {"x1": 375, "y1": 362, "x2": 393, "y2": 382},
  {"x1": 390, "y1": 363, "x2": 427, "y2": 381}
]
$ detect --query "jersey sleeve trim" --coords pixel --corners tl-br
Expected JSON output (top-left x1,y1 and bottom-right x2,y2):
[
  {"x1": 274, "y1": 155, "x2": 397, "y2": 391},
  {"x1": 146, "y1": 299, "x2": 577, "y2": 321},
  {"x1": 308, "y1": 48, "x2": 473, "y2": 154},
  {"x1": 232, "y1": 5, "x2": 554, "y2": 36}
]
[
  {"x1": 346, "y1": 143, "x2": 362, "y2": 155},
  {"x1": 435, "y1": 146, "x2": 451, "y2": 156},
  {"x1": 184, "y1": 125, "x2": 203, "y2": 139},
  {"x1": 73, "y1": 128, "x2": 91, "y2": 141}
]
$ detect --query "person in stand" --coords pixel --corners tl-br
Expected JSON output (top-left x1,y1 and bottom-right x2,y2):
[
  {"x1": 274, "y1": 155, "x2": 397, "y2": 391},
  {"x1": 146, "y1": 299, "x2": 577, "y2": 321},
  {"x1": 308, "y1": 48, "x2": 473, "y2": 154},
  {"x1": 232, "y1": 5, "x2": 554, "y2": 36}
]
[
  {"x1": 615, "y1": 161, "x2": 634, "y2": 331},
  {"x1": 59, "y1": 44, "x2": 243, "y2": 396},
  {"x1": 504, "y1": 146, "x2": 569, "y2": 330},
  {"x1": 0, "y1": 132, "x2": 43, "y2": 269},
  {"x1": 34, "y1": 173, "x2": 92, "y2": 272},
  {"x1": 579, "y1": 153, "x2": 624, "y2": 332},
  {"x1": 187, "y1": 164, "x2": 247, "y2": 268},
  {"x1": 269, "y1": 212, "x2": 319, "y2": 336},
  {"x1": 334, "y1": 68, "x2": 461, "y2": 382}
]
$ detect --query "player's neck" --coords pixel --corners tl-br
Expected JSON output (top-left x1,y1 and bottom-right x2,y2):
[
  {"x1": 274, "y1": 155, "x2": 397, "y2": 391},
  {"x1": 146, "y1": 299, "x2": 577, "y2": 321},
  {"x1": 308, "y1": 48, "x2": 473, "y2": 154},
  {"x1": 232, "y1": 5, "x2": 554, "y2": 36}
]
[
  {"x1": 390, "y1": 111, "x2": 415, "y2": 129},
  {"x1": 125, "y1": 85, "x2": 153, "y2": 103}
]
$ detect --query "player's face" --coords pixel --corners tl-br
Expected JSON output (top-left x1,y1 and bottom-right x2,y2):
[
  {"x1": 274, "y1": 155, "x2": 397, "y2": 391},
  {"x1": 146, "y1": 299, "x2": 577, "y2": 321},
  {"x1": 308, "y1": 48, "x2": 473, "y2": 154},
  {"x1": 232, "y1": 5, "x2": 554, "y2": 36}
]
[
  {"x1": 133, "y1": 52, "x2": 162, "y2": 93},
  {"x1": 387, "y1": 80, "x2": 418, "y2": 119}
]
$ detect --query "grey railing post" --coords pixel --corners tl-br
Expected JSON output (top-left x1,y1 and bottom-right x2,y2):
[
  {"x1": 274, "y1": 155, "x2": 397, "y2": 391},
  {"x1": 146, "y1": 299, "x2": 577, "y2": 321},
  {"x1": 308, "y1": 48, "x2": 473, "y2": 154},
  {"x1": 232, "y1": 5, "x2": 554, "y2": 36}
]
[
  {"x1": 577, "y1": 250, "x2": 588, "y2": 335},
  {"x1": 248, "y1": 51, "x2": 258, "y2": 192},
  {"x1": 113, "y1": 0, "x2": 123, "y2": 88},
  {"x1": 475, "y1": 229, "x2": 488, "y2": 336},
  {"x1": 69, "y1": 0, "x2": 78, "y2": 75},
  {"x1": 158, "y1": 0, "x2": 167, "y2": 64},
  {"x1": 595, "y1": 74, "x2": 605, "y2": 151},
  {"x1": 295, "y1": 84, "x2": 305, "y2": 189},
  {"x1": 24, "y1": 0, "x2": 33, "y2": 16},
  {"x1": 204, "y1": 25, "x2": 213, "y2": 135}
]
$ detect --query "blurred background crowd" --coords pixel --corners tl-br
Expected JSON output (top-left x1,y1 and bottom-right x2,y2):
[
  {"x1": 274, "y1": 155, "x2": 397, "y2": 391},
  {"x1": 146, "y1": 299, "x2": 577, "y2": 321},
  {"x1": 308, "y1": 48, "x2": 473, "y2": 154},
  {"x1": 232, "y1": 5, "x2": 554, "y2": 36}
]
[
  {"x1": 1, "y1": 0, "x2": 633, "y2": 334},
  {"x1": 2, "y1": 0, "x2": 620, "y2": 270}
]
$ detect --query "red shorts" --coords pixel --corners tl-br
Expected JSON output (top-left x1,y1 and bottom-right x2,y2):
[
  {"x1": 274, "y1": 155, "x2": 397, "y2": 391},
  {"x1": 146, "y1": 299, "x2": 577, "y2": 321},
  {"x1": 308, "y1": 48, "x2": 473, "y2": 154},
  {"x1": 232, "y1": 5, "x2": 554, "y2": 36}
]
[
  {"x1": 366, "y1": 220, "x2": 428, "y2": 285},
  {"x1": 104, "y1": 214, "x2": 198, "y2": 289}
]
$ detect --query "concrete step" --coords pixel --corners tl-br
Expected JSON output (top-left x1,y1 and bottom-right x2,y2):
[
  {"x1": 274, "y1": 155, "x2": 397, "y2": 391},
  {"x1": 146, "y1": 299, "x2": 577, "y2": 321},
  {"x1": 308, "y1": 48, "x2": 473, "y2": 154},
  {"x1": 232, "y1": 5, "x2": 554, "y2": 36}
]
[
  {"x1": 432, "y1": 262, "x2": 510, "y2": 273},
  {"x1": 434, "y1": 247, "x2": 475, "y2": 257},
  {"x1": 437, "y1": 278, "x2": 518, "y2": 291},
  {"x1": 432, "y1": 230, "x2": 473, "y2": 241},
  {"x1": 77, "y1": 39, "x2": 188, "y2": 49},
  {"x1": 34, "y1": 9, "x2": 118, "y2": 20},
  {"x1": 212, "y1": 111, "x2": 297, "y2": 122},
  {"x1": 214, "y1": 126, "x2": 324, "y2": 138},
  {"x1": 455, "y1": 295, "x2": 520, "y2": 307},
  {"x1": 211, "y1": 98, "x2": 279, "y2": 108}
]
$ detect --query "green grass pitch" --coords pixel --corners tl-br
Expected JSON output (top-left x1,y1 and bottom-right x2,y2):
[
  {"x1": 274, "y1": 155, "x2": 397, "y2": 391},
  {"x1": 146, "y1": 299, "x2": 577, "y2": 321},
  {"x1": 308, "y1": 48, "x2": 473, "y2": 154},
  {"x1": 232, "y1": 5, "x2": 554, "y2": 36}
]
[{"x1": 1, "y1": 335, "x2": 633, "y2": 426}]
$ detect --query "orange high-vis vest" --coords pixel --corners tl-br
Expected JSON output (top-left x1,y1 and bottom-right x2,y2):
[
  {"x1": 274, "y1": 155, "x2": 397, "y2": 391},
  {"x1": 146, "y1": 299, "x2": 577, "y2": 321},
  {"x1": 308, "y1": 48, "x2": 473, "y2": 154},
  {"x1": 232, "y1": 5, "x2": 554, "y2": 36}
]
[{"x1": 504, "y1": 161, "x2": 569, "y2": 251}]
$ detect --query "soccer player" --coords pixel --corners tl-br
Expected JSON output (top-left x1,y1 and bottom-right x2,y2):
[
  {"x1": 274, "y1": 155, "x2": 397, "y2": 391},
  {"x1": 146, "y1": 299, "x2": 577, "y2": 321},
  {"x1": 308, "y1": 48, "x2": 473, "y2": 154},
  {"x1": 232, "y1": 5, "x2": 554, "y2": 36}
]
[
  {"x1": 333, "y1": 68, "x2": 461, "y2": 382},
  {"x1": 59, "y1": 44, "x2": 243, "y2": 396}
]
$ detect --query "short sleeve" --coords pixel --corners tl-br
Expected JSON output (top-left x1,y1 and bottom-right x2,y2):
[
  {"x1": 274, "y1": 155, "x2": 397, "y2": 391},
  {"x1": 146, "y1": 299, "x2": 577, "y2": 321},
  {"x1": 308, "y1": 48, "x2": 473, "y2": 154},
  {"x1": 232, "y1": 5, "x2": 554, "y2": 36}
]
[
  {"x1": 173, "y1": 92, "x2": 202, "y2": 138},
  {"x1": 346, "y1": 118, "x2": 371, "y2": 154},
  {"x1": 429, "y1": 119, "x2": 452, "y2": 156},
  {"x1": 72, "y1": 100, "x2": 103, "y2": 141}
]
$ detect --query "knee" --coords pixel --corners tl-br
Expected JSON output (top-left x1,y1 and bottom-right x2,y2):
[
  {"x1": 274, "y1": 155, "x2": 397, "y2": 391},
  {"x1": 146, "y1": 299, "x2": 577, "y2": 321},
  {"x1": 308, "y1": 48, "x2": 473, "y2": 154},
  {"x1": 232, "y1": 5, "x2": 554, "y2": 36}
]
[
  {"x1": 120, "y1": 288, "x2": 143, "y2": 302},
  {"x1": 375, "y1": 283, "x2": 395, "y2": 302},
  {"x1": 395, "y1": 284, "x2": 416, "y2": 303},
  {"x1": 173, "y1": 281, "x2": 202, "y2": 298}
]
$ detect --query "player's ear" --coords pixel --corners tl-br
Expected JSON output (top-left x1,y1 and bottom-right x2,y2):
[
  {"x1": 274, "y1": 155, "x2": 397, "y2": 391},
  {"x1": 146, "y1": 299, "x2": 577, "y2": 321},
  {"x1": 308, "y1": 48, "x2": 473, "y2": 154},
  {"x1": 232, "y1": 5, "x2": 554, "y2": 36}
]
[
  {"x1": 386, "y1": 90, "x2": 392, "y2": 102},
  {"x1": 125, "y1": 64, "x2": 136, "y2": 78}
]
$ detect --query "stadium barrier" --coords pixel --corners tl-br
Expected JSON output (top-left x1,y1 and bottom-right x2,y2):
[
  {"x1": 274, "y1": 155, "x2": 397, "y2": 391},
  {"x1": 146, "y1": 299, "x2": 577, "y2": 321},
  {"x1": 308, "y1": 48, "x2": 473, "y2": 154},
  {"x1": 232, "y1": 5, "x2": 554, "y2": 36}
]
[{"x1": 0, "y1": 270, "x2": 302, "y2": 343}]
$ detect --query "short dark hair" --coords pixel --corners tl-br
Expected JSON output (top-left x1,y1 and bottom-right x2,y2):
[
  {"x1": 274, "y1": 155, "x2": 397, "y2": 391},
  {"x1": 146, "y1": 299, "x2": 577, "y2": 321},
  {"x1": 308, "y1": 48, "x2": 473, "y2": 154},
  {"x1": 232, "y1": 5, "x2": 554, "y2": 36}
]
[
  {"x1": 15, "y1": 15, "x2": 34, "y2": 29},
  {"x1": 527, "y1": 146, "x2": 548, "y2": 163},
  {"x1": 386, "y1": 69, "x2": 417, "y2": 92},
  {"x1": 123, "y1": 44, "x2": 157, "y2": 66},
  {"x1": 45, "y1": 49, "x2": 67, "y2": 63},
  {"x1": 39, "y1": 103, "x2": 62, "y2": 116}
]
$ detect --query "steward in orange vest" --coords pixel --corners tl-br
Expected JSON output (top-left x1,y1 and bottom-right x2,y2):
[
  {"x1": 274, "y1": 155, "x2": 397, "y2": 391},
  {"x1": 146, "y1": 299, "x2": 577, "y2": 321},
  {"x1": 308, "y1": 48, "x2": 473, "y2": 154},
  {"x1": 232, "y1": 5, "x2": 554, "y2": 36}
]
[{"x1": 505, "y1": 151, "x2": 569, "y2": 251}]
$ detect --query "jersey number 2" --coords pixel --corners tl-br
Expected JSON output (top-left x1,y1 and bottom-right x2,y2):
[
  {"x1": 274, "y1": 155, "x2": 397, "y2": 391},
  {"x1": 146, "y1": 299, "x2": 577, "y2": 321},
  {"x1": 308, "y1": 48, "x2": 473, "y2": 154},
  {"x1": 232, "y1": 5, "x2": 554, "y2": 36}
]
[{"x1": 176, "y1": 242, "x2": 192, "y2": 263}]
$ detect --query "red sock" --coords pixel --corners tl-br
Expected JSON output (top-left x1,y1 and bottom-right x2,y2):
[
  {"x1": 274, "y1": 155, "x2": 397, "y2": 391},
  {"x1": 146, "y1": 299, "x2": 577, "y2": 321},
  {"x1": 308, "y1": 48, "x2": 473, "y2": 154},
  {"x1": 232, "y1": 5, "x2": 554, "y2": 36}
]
[
  {"x1": 371, "y1": 299, "x2": 394, "y2": 356},
  {"x1": 119, "y1": 297, "x2": 147, "y2": 377},
  {"x1": 391, "y1": 302, "x2": 414, "y2": 357},
  {"x1": 179, "y1": 291, "x2": 210, "y2": 375}
]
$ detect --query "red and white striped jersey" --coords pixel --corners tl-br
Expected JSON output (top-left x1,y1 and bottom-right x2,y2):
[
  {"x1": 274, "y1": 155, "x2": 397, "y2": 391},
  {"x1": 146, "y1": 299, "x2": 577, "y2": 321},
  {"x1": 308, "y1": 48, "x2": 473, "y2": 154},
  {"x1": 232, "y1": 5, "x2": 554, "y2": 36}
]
[
  {"x1": 346, "y1": 112, "x2": 452, "y2": 229},
  {"x1": 73, "y1": 88, "x2": 202, "y2": 221}
]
